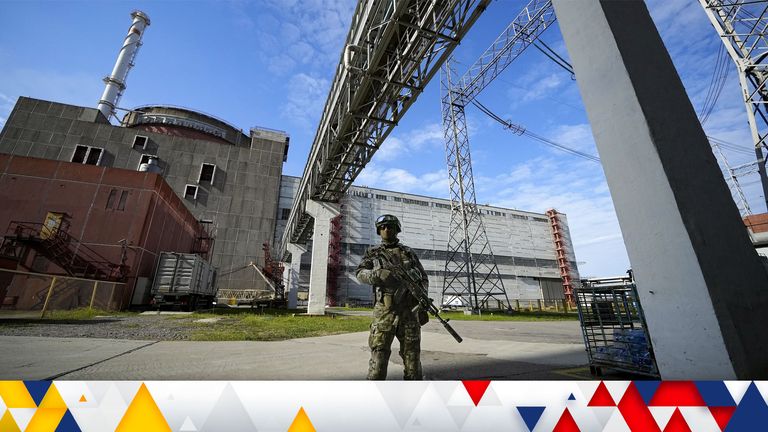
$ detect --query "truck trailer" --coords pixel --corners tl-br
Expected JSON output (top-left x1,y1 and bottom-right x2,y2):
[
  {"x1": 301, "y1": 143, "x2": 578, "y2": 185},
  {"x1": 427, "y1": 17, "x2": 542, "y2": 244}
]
[{"x1": 151, "y1": 252, "x2": 217, "y2": 310}]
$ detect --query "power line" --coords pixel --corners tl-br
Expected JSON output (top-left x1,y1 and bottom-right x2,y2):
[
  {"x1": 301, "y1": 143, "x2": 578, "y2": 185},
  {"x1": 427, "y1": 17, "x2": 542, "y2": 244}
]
[{"x1": 472, "y1": 99, "x2": 601, "y2": 163}]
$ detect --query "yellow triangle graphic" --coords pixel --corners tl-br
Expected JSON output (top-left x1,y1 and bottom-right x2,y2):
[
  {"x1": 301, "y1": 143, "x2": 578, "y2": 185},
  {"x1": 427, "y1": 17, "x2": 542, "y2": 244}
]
[
  {"x1": 0, "y1": 381, "x2": 36, "y2": 408},
  {"x1": 288, "y1": 407, "x2": 316, "y2": 432},
  {"x1": 116, "y1": 383, "x2": 171, "y2": 432},
  {"x1": 25, "y1": 407, "x2": 67, "y2": 432},
  {"x1": 0, "y1": 410, "x2": 21, "y2": 432},
  {"x1": 38, "y1": 384, "x2": 67, "y2": 409},
  {"x1": 79, "y1": 395, "x2": 87, "y2": 402}
]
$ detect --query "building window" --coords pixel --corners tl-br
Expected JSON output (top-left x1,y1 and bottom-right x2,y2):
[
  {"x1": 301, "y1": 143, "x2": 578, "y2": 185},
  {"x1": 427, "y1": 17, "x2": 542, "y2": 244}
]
[
  {"x1": 512, "y1": 214, "x2": 528, "y2": 220},
  {"x1": 106, "y1": 189, "x2": 129, "y2": 211},
  {"x1": 184, "y1": 185, "x2": 199, "y2": 200},
  {"x1": 138, "y1": 154, "x2": 158, "y2": 169},
  {"x1": 132, "y1": 135, "x2": 148, "y2": 150},
  {"x1": 71, "y1": 145, "x2": 103, "y2": 165},
  {"x1": 281, "y1": 208, "x2": 291, "y2": 220},
  {"x1": 375, "y1": 194, "x2": 388, "y2": 200},
  {"x1": 117, "y1": 191, "x2": 129, "y2": 211},
  {"x1": 199, "y1": 163, "x2": 216, "y2": 184},
  {"x1": 106, "y1": 189, "x2": 118, "y2": 209}
]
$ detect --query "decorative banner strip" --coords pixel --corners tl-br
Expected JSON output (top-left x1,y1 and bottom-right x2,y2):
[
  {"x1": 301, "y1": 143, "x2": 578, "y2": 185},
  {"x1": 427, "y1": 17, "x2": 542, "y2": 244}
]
[{"x1": 0, "y1": 381, "x2": 765, "y2": 431}]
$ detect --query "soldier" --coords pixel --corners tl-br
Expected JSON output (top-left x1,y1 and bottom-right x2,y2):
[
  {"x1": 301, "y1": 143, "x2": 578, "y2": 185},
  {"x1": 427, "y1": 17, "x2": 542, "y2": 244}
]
[{"x1": 356, "y1": 214, "x2": 429, "y2": 380}]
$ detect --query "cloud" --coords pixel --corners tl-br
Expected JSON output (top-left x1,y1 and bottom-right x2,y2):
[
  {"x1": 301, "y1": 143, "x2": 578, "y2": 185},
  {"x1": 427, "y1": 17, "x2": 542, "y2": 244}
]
[
  {"x1": 356, "y1": 166, "x2": 448, "y2": 197},
  {"x1": 240, "y1": 0, "x2": 356, "y2": 75},
  {"x1": 373, "y1": 123, "x2": 443, "y2": 162},
  {"x1": 281, "y1": 73, "x2": 330, "y2": 127},
  {"x1": 475, "y1": 152, "x2": 629, "y2": 277}
]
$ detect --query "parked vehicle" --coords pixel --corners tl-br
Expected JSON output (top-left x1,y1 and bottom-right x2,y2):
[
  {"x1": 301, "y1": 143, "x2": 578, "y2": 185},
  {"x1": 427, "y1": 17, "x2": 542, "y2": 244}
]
[{"x1": 151, "y1": 252, "x2": 217, "y2": 311}]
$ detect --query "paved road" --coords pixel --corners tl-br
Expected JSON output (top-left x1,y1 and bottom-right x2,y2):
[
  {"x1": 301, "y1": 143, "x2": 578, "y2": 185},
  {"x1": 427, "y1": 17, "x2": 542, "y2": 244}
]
[{"x1": 0, "y1": 320, "x2": 596, "y2": 380}]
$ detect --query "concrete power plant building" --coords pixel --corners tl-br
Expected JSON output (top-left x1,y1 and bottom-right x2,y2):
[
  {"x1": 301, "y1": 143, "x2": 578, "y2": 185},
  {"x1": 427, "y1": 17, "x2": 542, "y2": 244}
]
[
  {"x1": 275, "y1": 176, "x2": 581, "y2": 307},
  {"x1": 0, "y1": 97, "x2": 288, "y2": 300}
]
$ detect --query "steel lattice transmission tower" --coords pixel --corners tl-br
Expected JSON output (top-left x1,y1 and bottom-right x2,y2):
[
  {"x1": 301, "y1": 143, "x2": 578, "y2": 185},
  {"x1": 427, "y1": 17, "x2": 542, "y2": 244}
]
[
  {"x1": 700, "y1": 0, "x2": 768, "y2": 210},
  {"x1": 439, "y1": 0, "x2": 556, "y2": 311},
  {"x1": 440, "y1": 62, "x2": 510, "y2": 311}
]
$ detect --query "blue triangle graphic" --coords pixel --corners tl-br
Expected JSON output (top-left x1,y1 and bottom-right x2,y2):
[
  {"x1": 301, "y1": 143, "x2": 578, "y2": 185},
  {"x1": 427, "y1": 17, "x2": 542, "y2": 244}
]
[
  {"x1": 725, "y1": 382, "x2": 768, "y2": 432},
  {"x1": 568, "y1": 393, "x2": 576, "y2": 401},
  {"x1": 517, "y1": 406, "x2": 546, "y2": 432},
  {"x1": 634, "y1": 380, "x2": 661, "y2": 405},
  {"x1": 24, "y1": 381, "x2": 52, "y2": 406},
  {"x1": 56, "y1": 409, "x2": 82, "y2": 432},
  {"x1": 696, "y1": 381, "x2": 736, "y2": 407}
]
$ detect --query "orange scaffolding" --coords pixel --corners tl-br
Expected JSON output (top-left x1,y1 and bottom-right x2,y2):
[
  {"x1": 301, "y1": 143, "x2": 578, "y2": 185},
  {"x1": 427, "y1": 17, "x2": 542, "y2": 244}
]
[{"x1": 546, "y1": 209, "x2": 574, "y2": 304}]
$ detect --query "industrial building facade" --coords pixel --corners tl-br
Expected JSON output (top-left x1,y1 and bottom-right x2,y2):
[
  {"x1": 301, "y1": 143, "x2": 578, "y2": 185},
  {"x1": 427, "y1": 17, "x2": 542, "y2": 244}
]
[
  {"x1": 0, "y1": 97, "x2": 288, "y2": 295},
  {"x1": 275, "y1": 175, "x2": 580, "y2": 306}
]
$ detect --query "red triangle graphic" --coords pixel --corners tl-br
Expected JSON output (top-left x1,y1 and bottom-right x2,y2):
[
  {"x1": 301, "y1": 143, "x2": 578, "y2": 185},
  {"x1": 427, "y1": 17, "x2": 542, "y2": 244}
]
[
  {"x1": 588, "y1": 382, "x2": 616, "y2": 407},
  {"x1": 553, "y1": 407, "x2": 580, "y2": 432},
  {"x1": 663, "y1": 408, "x2": 692, "y2": 432},
  {"x1": 709, "y1": 406, "x2": 736, "y2": 431},
  {"x1": 618, "y1": 382, "x2": 661, "y2": 432},
  {"x1": 650, "y1": 382, "x2": 705, "y2": 407},
  {"x1": 461, "y1": 380, "x2": 491, "y2": 406}
]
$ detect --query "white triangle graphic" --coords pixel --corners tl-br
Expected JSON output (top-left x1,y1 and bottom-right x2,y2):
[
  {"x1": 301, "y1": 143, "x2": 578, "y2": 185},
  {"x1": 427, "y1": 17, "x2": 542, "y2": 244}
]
[
  {"x1": 114, "y1": 382, "x2": 142, "y2": 405},
  {"x1": 680, "y1": 407, "x2": 720, "y2": 432},
  {"x1": 200, "y1": 383, "x2": 255, "y2": 432},
  {"x1": 446, "y1": 385, "x2": 472, "y2": 406},
  {"x1": 447, "y1": 405, "x2": 473, "y2": 429},
  {"x1": 0, "y1": 395, "x2": 6, "y2": 412},
  {"x1": 375, "y1": 382, "x2": 430, "y2": 429},
  {"x1": 431, "y1": 382, "x2": 461, "y2": 404},
  {"x1": 603, "y1": 381, "x2": 631, "y2": 404},
  {"x1": 603, "y1": 407, "x2": 631, "y2": 432},
  {"x1": 479, "y1": 385, "x2": 502, "y2": 406},
  {"x1": 8, "y1": 408, "x2": 36, "y2": 431},
  {"x1": 590, "y1": 406, "x2": 616, "y2": 429},
  {"x1": 180, "y1": 416, "x2": 198, "y2": 431},
  {"x1": 577, "y1": 382, "x2": 601, "y2": 403},
  {"x1": 724, "y1": 381, "x2": 751, "y2": 405},
  {"x1": 649, "y1": 406, "x2": 675, "y2": 430},
  {"x1": 85, "y1": 381, "x2": 111, "y2": 405}
]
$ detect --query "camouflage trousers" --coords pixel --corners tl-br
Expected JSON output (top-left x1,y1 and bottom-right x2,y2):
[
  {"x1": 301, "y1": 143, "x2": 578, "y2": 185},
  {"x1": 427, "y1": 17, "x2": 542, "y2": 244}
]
[{"x1": 367, "y1": 291, "x2": 422, "y2": 380}]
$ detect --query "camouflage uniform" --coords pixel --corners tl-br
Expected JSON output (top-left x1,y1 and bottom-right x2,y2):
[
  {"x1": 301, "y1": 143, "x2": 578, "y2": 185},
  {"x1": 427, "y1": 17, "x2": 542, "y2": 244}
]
[{"x1": 356, "y1": 240, "x2": 429, "y2": 380}]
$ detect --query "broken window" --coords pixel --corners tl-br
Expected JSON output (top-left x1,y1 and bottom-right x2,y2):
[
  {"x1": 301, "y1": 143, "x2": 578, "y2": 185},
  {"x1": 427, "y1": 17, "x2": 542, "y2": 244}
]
[
  {"x1": 281, "y1": 208, "x2": 291, "y2": 220},
  {"x1": 71, "y1": 145, "x2": 103, "y2": 165},
  {"x1": 184, "y1": 184, "x2": 199, "y2": 200},
  {"x1": 132, "y1": 135, "x2": 148, "y2": 150},
  {"x1": 199, "y1": 163, "x2": 216, "y2": 184}
]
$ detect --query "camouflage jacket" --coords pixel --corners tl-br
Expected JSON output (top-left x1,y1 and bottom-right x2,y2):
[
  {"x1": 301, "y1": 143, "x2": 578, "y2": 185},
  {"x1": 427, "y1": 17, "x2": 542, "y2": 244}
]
[{"x1": 355, "y1": 241, "x2": 428, "y2": 293}]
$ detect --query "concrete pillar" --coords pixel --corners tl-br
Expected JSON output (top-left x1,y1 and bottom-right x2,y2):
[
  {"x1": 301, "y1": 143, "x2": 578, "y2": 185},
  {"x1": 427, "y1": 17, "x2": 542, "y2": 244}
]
[
  {"x1": 305, "y1": 200, "x2": 341, "y2": 315},
  {"x1": 285, "y1": 243, "x2": 307, "y2": 309},
  {"x1": 553, "y1": 0, "x2": 768, "y2": 379}
]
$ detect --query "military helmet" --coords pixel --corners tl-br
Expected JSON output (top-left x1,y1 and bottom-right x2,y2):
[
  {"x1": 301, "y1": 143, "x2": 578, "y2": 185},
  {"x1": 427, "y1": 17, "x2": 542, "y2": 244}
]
[{"x1": 375, "y1": 214, "x2": 401, "y2": 234}]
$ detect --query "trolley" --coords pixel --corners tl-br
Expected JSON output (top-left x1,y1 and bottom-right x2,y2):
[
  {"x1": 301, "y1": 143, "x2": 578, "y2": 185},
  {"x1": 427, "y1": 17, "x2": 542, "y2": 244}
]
[{"x1": 575, "y1": 274, "x2": 659, "y2": 378}]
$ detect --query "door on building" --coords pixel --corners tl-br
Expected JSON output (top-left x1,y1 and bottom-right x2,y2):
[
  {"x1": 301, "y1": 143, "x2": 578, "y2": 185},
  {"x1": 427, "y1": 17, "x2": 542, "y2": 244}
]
[{"x1": 40, "y1": 212, "x2": 68, "y2": 240}]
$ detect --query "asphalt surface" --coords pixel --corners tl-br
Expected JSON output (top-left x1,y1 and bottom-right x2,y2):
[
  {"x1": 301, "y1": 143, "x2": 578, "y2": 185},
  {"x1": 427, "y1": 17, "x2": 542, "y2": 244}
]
[{"x1": 0, "y1": 312, "x2": 605, "y2": 380}]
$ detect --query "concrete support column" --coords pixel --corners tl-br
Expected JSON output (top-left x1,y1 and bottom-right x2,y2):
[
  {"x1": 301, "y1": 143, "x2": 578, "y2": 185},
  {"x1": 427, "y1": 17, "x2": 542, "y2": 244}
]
[
  {"x1": 305, "y1": 200, "x2": 341, "y2": 315},
  {"x1": 285, "y1": 244, "x2": 307, "y2": 309},
  {"x1": 553, "y1": 0, "x2": 768, "y2": 379}
]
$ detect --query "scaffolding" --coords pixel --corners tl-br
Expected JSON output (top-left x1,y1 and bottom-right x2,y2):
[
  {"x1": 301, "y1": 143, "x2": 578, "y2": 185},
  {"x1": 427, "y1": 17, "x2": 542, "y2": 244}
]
[{"x1": 546, "y1": 209, "x2": 575, "y2": 304}]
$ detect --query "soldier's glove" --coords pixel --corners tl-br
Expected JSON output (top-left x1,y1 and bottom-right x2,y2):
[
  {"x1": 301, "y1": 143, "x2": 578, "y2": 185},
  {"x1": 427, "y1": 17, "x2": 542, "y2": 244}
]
[{"x1": 373, "y1": 269, "x2": 393, "y2": 286}]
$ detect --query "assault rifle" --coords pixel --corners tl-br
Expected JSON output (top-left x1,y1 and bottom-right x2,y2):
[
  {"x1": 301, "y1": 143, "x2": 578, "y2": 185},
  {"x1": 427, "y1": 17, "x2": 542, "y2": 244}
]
[{"x1": 378, "y1": 252, "x2": 463, "y2": 343}]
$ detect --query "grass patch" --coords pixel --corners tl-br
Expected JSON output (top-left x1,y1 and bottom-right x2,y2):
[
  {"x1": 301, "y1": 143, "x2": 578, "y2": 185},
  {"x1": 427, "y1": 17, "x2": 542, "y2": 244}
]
[
  {"x1": 45, "y1": 308, "x2": 134, "y2": 320},
  {"x1": 187, "y1": 314, "x2": 372, "y2": 341}
]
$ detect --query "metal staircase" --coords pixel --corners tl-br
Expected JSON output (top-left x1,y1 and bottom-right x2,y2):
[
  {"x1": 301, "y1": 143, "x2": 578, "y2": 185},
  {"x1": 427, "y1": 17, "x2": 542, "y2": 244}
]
[{"x1": 0, "y1": 221, "x2": 128, "y2": 281}]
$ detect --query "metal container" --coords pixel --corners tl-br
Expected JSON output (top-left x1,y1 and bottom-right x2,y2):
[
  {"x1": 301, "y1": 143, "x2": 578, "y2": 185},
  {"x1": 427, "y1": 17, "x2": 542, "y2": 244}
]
[{"x1": 151, "y1": 252, "x2": 217, "y2": 309}]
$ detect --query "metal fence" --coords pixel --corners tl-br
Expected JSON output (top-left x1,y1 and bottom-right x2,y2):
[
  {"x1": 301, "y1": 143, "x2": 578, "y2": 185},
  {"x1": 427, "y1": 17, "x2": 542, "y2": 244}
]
[{"x1": 0, "y1": 268, "x2": 127, "y2": 317}]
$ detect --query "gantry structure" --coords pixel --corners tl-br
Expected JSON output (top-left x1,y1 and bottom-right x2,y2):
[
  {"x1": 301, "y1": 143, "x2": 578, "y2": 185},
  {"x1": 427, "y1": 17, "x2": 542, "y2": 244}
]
[
  {"x1": 699, "y1": 0, "x2": 768, "y2": 210},
  {"x1": 279, "y1": 0, "x2": 491, "y2": 257},
  {"x1": 439, "y1": 0, "x2": 556, "y2": 311}
]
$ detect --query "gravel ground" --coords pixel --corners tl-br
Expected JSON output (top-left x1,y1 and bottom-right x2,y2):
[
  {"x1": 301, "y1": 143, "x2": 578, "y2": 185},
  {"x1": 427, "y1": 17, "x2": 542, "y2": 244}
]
[{"x1": 0, "y1": 315, "x2": 197, "y2": 340}]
